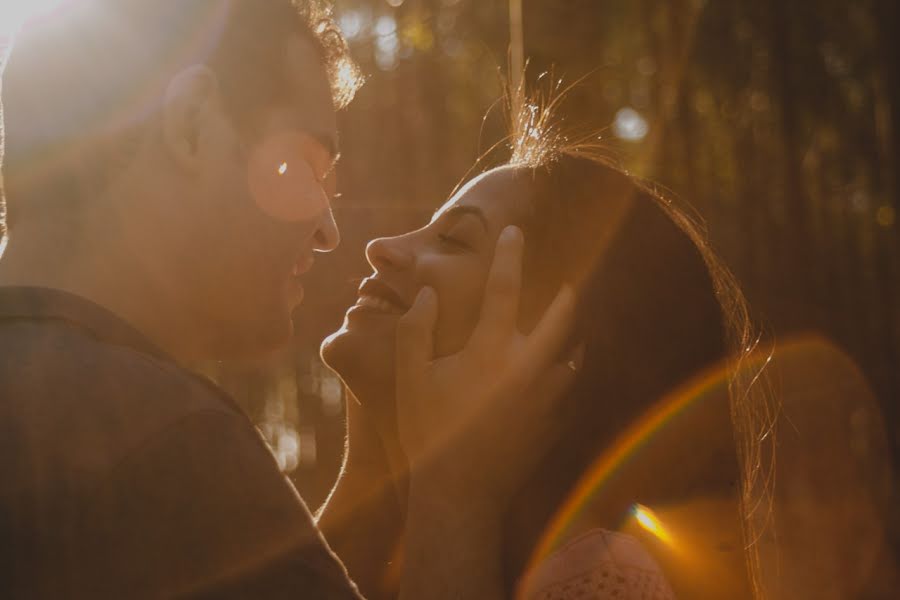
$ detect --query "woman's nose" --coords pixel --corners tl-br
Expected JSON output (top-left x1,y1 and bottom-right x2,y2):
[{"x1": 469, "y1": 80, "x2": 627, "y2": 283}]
[
  {"x1": 313, "y1": 206, "x2": 340, "y2": 253},
  {"x1": 366, "y1": 235, "x2": 413, "y2": 272}
]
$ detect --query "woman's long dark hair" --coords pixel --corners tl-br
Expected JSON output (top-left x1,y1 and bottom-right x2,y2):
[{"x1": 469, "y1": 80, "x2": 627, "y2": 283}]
[{"x1": 490, "y1": 78, "x2": 777, "y2": 599}]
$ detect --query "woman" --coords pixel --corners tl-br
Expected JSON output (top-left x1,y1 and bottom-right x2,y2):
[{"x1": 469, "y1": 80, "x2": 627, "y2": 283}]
[{"x1": 319, "y1": 87, "x2": 773, "y2": 600}]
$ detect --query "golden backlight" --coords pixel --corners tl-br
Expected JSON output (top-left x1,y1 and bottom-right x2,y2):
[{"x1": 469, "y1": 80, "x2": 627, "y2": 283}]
[{"x1": 0, "y1": 0, "x2": 66, "y2": 36}]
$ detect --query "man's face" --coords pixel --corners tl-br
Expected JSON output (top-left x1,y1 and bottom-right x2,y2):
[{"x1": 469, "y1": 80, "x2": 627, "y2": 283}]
[{"x1": 166, "y1": 35, "x2": 340, "y2": 359}]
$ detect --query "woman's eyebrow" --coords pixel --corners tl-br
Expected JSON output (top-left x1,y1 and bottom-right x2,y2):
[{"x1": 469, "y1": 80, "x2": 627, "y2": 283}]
[{"x1": 431, "y1": 205, "x2": 489, "y2": 231}]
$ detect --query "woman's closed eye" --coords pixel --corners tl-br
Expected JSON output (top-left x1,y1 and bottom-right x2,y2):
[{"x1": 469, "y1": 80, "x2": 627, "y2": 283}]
[
  {"x1": 437, "y1": 218, "x2": 483, "y2": 253},
  {"x1": 438, "y1": 232, "x2": 472, "y2": 251}
]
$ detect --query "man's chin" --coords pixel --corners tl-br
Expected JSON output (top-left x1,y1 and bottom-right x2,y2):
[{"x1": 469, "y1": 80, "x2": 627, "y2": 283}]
[{"x1": 205, "y1": 311, "x2": 295, "y2": 361}]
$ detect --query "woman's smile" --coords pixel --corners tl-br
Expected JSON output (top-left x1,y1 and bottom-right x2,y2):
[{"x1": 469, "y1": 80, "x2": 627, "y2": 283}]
[{"x1": 348, "y1": 277, "x2": 412, "y2": 317}]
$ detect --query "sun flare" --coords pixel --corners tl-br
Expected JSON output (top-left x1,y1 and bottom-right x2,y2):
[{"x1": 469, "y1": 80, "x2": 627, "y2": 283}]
[
  {"x1": 633, "y1": 504, "x2": 674, "y2": 546},
  {"x1": 0, "y1": 0, "x2": 67, "y2": 36}
]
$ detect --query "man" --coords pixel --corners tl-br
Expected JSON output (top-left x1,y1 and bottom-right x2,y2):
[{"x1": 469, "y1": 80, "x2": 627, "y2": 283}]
[
  {"x1": 0, "y1": 2, "x2": 574, "y2": 598},
  {"x1": 0, "y1": 2, "x2": 365, "y2": 597}
]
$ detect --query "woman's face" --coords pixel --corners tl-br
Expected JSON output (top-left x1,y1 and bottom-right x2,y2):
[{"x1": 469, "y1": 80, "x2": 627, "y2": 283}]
[{"x1": 322, "y1": 166, "x2": 534, "y2": 396}]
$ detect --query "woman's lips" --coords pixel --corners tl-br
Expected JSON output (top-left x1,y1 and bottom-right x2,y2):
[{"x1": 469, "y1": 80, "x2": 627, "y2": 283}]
[
  {"x1": 349, "y1": 277, "x2": 411, "y2": 316},
  {"x1": 350, "y1": 294, "x2": 407, "y2": 315}
]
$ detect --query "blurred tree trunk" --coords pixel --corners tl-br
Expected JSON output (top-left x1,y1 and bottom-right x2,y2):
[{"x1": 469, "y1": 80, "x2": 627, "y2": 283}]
[{"x1": 765, "y1": 0, "x2": 812, "y2": 324}]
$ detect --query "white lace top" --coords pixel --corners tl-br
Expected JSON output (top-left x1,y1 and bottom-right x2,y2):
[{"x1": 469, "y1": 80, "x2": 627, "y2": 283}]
[{"x1": 520, "y1": 529, "x2": 677, "y2": 600}]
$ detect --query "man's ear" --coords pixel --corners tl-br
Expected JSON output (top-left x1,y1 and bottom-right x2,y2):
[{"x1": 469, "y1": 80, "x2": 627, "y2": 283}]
[{"x1": 162, "y1": 64, "x2": 220, "y2": 171}]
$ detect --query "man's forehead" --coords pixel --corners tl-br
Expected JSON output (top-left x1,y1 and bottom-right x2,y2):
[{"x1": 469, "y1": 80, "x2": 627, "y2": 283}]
[{"x1": 283, "y1": 35, "x2": 339, "y2": 156}]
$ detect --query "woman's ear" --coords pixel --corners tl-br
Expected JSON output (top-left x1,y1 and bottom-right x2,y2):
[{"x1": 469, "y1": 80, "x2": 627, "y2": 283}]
[{"x1": 161, "y1": 64, "x2": 220, "y2": 171}]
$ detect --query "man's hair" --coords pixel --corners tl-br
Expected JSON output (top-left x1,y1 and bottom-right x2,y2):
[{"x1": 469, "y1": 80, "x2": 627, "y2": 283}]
[{"x1": 0, "y1": 0, "x2": 362, "y2": 232}]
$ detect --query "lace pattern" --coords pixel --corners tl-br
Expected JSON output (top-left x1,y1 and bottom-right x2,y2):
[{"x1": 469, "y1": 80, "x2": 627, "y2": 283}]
[{"x1": 521, "y1": 529, "x2": 676, "y2": 600}]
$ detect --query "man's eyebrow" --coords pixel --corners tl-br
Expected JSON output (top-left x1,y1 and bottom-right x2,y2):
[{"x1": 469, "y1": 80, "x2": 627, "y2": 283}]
[
  {"x1": 432, "y1": 205, "x2": 489, "y2": 231},
  {"x1": 307, "y1": 131, "x2": 341, "y2": 178}
]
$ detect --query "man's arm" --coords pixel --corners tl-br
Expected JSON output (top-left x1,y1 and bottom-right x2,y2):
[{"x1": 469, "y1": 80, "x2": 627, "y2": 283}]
[{"x1": 76, "y1": 410, "x2": 363, "y2": 599}]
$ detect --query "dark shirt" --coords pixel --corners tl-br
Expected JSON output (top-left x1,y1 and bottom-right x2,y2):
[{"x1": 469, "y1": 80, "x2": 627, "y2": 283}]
[{"x1": 0, "y1": 287, "x2": 363, "y2": 599}]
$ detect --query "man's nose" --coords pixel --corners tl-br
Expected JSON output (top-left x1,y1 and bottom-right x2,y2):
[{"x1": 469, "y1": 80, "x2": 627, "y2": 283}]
[
  {"x1": 313, "y1": 205, "x2": 340, "y2": 252},
  {"x1": 366, "y1": 235, "x2": 413, "y2": 272}
]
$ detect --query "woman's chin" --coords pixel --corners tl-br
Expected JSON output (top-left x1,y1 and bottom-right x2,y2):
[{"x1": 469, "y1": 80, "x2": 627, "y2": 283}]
[{"x1": 321, "y1": 326, "x2": 395, "y2": 399}]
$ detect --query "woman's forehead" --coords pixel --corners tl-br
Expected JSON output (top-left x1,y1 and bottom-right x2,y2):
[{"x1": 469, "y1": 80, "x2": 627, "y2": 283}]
[{"x1": 432, "y1": 166, "x2": 533, "y2": 225}]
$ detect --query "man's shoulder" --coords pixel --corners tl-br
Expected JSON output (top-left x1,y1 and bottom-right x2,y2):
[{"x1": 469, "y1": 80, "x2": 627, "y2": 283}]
[
  {"x1": 0, "y1": 316, "x2": 235, "y2": 409},
  {"x1": 0, "y1": 319, "x2": 365, "y2": 600},
  {"x1": 0, "y1": 318, "x2": 244, "y2": 478}
]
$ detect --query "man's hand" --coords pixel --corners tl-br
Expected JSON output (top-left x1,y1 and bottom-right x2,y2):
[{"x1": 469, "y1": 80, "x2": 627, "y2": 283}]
[{"x1": 395, "y1": 224, "x2": 578, "y2": 510}]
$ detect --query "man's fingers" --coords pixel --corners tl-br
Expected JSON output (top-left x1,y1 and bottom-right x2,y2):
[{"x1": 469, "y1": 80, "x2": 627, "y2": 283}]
[
  {"x1": 396, "y1": 286, "x2": 438, "y2": 381},
  {"x1": 472, "y1": 226, "x2": 524, "y2": 349},
  {"x1": 517, "y1": 284, "x2": 577, "y2": 378}
]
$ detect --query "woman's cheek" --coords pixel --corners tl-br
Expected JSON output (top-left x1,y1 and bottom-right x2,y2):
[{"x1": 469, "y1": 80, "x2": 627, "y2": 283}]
[
  {"x1": 415, "y1": 252, "x2": 484, "y2": 356},
  {"x1": 429, "y1": 266, "x2": 488, "y2": 357}
]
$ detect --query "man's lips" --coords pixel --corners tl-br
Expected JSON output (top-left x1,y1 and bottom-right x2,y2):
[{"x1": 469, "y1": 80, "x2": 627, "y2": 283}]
[
  {"x1": 351, "y1": 277, "x2": 411, "y2": 315},
  {"x1": 292, "y1": 256, "x2": 314, "y2": 277}
]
